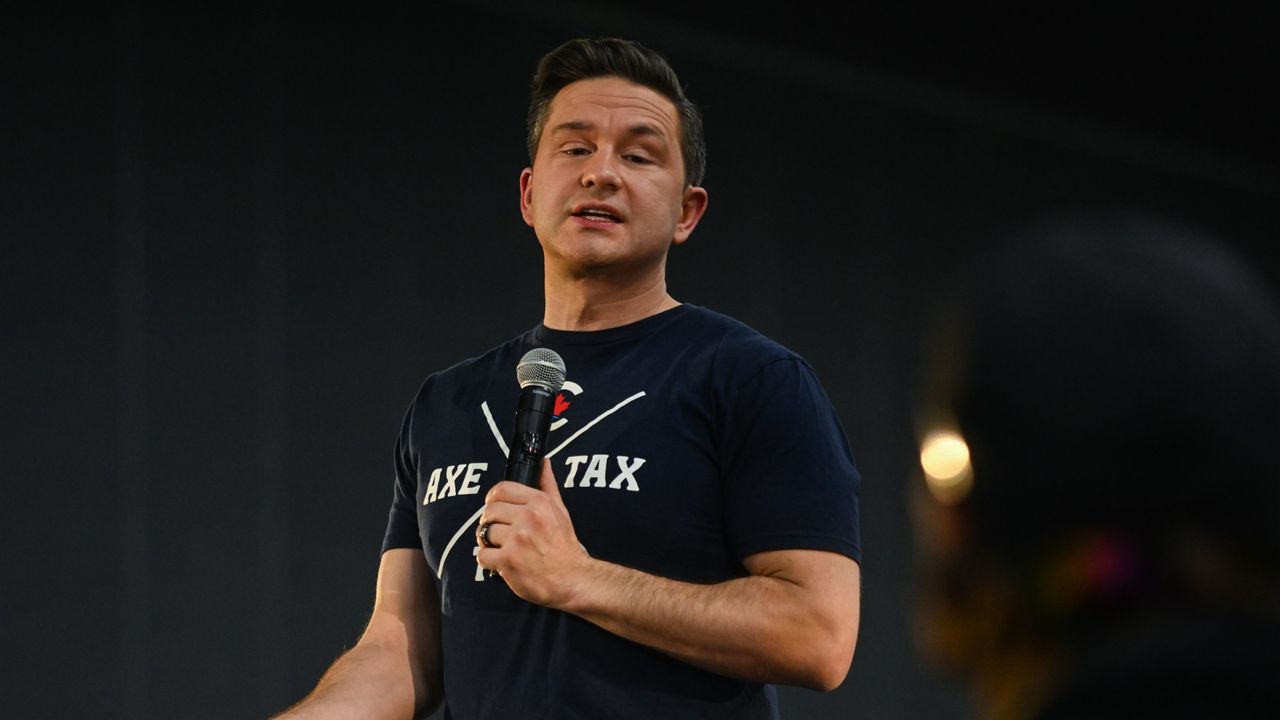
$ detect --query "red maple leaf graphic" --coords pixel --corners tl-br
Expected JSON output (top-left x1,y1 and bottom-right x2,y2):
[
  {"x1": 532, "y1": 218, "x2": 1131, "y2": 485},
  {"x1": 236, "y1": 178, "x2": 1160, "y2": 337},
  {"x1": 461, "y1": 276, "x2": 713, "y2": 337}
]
[{"x1": 554, "y1": 393, "x2": 572, "y2": 417}]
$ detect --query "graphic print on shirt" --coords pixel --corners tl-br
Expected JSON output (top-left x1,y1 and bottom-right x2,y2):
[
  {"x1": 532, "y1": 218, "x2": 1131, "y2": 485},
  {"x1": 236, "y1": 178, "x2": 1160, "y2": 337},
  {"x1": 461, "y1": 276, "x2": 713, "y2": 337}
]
[
  {"x1": 420, "y1": 463, "x2": 487, "y2": 506},
  {"x1": 550, "y1": 381, "x2": 582, "y2": 431},
  {"x1": 432, "y1": 380, "x2": 648, "y2": 580}
]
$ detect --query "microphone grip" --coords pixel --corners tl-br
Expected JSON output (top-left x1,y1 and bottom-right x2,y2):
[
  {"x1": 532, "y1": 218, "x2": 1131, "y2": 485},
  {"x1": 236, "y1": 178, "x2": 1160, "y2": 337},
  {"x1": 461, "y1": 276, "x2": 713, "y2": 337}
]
[{"x1": 505, "y1": 386, "x2": 555, "y2": 486}]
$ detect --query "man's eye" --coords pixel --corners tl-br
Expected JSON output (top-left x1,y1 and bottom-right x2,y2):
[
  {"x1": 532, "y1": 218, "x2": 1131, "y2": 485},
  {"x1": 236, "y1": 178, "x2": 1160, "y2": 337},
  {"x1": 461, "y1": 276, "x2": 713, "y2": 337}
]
[
  {"x1": 624, "y1": 154, "x2": 652, "y2": 164},
  {"x1": 564, "y1": 147, "x2": 590, "y2": 156}
]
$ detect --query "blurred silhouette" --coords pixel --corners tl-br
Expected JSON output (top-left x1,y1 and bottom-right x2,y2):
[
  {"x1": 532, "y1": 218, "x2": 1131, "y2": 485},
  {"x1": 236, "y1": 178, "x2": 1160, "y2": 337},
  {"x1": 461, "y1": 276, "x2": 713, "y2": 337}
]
[{"x1": 909, "y1": 211, "x2": 1280, "y2": 720}]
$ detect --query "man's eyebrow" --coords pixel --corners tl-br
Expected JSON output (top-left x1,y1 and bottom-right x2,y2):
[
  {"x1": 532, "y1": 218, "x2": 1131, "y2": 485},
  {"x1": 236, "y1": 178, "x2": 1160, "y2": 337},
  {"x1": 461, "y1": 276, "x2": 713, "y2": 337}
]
[
  {"x1": 624, "y1": 123, "x2": 666, "y2": 140},
  {"x1": 550, "y1": 120, "x2": 594, "y2": 134},
  {"x1": 549, "y1": 120, "x2": 668, "y2": 140}
]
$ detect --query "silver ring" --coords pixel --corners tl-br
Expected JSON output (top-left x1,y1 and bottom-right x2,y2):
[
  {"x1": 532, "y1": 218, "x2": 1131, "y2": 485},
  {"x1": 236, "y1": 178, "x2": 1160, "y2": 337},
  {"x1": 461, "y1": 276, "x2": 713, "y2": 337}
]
[{"x1": 478, "y1": 522, "x2": 493, "y2": 548}]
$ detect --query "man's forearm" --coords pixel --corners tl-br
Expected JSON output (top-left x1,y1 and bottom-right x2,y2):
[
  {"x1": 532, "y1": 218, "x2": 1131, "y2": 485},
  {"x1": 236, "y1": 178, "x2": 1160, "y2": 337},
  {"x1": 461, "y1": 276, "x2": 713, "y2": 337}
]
[
  {"x1": 556, "y1": 550, "x2": 859, "y2": 691},
  {"x1": 273, "y1": 640, "x2": 434, "y2": 720},
  {"x1": 479, "y1": 470, "x2": 860, "y2": 690}
]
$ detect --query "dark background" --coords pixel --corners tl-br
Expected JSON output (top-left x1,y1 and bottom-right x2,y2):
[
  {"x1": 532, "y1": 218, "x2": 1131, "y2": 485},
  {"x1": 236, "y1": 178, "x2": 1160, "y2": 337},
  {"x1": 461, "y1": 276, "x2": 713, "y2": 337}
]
[{"x1": 4, "y1": 3, "x2": 1277, "y2": 718}]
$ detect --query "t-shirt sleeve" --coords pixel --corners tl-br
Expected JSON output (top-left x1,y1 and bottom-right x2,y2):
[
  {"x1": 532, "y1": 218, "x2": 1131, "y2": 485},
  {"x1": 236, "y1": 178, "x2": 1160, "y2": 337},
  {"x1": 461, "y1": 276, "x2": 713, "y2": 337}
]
[
  {"x1": 718, "y1": 354, "x2": 862, "y2": 564},
  {"x1": 382, "y1": 397, "x2": 423, "y2": 553}
]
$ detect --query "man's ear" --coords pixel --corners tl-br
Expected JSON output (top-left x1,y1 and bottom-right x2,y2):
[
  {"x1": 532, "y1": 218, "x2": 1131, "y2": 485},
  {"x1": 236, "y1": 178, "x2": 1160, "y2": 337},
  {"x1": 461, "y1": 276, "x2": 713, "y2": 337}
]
[
  {"x1": 519, "y1": 167, "x2": 535, "y2": 228},
  {"x1": 672, "y1": 185, "x2": 709, "y2": 246}
]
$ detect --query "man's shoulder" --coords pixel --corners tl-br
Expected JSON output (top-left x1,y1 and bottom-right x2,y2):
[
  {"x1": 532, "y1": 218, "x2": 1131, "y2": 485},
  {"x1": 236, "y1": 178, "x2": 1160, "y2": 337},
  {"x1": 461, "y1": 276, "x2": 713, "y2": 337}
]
[
  {"x1": 409, "y1": 327, "x2": 536, "y2": 402},
  {"x1": 680, "y1": 304, "x2": 806, "y2": 371}
]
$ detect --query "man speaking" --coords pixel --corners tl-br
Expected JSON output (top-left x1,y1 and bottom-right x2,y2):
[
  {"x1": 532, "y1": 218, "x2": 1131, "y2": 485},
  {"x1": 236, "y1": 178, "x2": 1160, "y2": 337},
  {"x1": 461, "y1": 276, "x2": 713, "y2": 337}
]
[{"x1": 277, "y1": 37, "x2": 862, "y2": 719}]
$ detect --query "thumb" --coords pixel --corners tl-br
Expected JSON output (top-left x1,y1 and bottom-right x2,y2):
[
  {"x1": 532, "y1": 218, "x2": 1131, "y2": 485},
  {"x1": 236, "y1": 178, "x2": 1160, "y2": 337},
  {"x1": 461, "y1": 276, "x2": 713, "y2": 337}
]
[{"x1": 539, "y1": 459, "x2": 566, "y2": 510}]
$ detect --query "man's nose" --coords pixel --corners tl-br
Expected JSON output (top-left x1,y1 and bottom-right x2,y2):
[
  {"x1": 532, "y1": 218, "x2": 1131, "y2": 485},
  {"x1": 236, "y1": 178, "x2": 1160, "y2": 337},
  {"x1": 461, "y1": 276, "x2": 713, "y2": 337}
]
[{"x1": 580, "y1": 150, "x2": 621, "y2": 190}]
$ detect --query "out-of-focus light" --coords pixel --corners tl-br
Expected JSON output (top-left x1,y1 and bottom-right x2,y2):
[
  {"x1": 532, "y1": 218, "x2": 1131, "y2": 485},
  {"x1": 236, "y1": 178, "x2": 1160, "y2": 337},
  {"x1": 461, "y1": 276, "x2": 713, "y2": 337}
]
[{"x1": 920, "y1": 430, "x2": 973, "y2": 504}]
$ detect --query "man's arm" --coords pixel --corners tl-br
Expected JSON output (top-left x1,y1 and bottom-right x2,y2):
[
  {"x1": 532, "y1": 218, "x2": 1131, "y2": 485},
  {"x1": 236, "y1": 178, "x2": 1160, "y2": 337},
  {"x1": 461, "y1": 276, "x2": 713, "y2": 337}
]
[
  {"x1": 274, "y1": 548, "x2": 444, "y2": 719},
  {"x1": 477, "y1": 464, "x2": 860, "y2": 691}
]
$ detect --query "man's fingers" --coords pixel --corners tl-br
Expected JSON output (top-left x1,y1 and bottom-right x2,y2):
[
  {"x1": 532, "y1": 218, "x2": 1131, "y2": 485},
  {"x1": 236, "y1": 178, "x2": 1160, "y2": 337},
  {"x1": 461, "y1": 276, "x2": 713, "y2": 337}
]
[
  {"x1": 485, "y1": 479, "x2": 538, "y2": 505},
  {"x1": 477, "y1": 520, "x2": 504, "y2": 549},
  {"x1": 480, "y1": 500, "x2": 517, "y2": 527}
]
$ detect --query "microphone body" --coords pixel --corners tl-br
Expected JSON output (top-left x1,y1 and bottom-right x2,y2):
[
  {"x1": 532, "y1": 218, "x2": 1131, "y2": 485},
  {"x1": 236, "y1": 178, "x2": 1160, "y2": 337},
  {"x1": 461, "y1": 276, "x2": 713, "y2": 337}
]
[
  {"x1": 505, "y1": 385, "x2": 555, "y2": 486},
  {"x1": 505, "y1": 348, "x2": 567, "y2": 487}
]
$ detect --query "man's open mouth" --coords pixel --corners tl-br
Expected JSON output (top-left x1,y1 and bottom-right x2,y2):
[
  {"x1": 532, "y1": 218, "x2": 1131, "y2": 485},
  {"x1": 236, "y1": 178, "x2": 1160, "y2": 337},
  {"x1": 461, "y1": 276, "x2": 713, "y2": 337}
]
[{"x1": 573, "y1": 209, "x2": 622, "y2": 223}]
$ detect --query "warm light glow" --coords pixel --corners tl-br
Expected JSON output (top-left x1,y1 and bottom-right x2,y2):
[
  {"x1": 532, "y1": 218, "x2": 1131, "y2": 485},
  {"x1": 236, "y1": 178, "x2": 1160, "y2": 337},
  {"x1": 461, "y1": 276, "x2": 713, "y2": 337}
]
[{"x1": 920, "y1": 430, "x2": 973, "y2": 504}]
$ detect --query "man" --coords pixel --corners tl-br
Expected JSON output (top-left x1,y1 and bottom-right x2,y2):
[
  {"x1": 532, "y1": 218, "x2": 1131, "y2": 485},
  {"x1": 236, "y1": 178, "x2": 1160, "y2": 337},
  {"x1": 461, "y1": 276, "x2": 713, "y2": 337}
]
[
  {"x1": 278, "y1": 37, "x2": 861, "y2": 719},
  {"x1": 910, "y1": 212, "x2": 1280, "y2": 719}
]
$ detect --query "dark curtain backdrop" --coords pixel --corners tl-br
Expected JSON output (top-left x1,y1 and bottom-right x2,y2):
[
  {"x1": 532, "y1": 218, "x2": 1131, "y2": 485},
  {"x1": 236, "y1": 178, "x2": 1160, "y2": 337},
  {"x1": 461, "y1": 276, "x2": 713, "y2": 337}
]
[{"x1": 5, "y1": 4, "x2": 1277, "y2": 718}]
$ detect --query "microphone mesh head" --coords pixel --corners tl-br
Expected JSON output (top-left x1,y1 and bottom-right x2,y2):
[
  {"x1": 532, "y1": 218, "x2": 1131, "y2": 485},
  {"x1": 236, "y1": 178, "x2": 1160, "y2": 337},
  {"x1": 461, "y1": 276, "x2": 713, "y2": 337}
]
[{"x1": 516, "y1": 347, "x2": 567, "y2": 391}]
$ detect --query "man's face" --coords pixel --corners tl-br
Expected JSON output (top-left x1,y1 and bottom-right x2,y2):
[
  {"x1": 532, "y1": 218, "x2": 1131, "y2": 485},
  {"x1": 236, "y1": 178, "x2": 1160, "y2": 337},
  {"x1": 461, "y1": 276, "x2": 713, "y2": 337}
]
[{"x1": 520, "y1": 76, "x2": 707, "y2": 280}]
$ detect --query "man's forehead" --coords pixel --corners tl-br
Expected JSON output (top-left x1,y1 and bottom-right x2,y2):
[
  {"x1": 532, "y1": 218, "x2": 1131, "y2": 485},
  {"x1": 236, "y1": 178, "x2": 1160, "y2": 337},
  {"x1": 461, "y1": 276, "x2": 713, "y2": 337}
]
[{"x1": 547, "y1": 77, "x2": 679, "y2": 133}]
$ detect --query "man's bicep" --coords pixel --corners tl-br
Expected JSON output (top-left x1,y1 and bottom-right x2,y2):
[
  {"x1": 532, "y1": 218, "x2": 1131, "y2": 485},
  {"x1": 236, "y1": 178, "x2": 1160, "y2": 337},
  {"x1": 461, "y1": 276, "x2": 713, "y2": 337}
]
[
  {"x1": 743, "y1": 548, "x2": 861, "y2": 650},
  {"x1": 370, "y1": 548, "x2": 438, "y2": 619},
  {"x1": 363, "y1": 548, "x2": 444, "y2": 698},
  {"x1": 718, "y1": 358, "x2": 862, "y2": 565}
]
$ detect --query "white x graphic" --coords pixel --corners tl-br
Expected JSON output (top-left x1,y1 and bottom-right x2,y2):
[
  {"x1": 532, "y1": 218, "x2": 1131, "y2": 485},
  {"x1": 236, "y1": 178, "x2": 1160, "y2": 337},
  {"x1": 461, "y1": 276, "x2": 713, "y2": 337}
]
[{"x1": 435, "y1": 390, "x2": 646, "y2": 578}]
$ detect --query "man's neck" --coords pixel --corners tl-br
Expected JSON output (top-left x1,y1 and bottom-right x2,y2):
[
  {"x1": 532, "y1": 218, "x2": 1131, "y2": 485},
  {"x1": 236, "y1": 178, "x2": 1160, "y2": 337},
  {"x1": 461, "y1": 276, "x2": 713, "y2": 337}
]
[{"x1": 543, "y1": 271, "x2": 680, "y2": 332}]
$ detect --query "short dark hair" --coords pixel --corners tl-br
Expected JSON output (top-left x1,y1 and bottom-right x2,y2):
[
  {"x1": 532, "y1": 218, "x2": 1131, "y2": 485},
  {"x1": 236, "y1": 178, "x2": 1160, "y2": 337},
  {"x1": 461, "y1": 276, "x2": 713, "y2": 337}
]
[{"x1": 526, "y1": 37, "x2": 706, "y2": 188}]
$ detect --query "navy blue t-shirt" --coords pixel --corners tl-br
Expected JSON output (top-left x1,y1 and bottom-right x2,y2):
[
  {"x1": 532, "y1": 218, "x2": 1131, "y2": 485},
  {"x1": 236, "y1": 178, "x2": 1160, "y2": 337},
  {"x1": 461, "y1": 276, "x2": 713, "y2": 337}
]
[{"x1": 383, "y1": 304, "x2": 861, "y2": 719}]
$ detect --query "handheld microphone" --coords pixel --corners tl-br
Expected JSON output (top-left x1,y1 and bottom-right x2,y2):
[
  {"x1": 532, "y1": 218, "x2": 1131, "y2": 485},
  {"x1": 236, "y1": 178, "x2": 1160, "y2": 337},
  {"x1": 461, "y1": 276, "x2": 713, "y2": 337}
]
[{"x1": 505, "y1": 348, "x2": 567, "y2": 487}]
